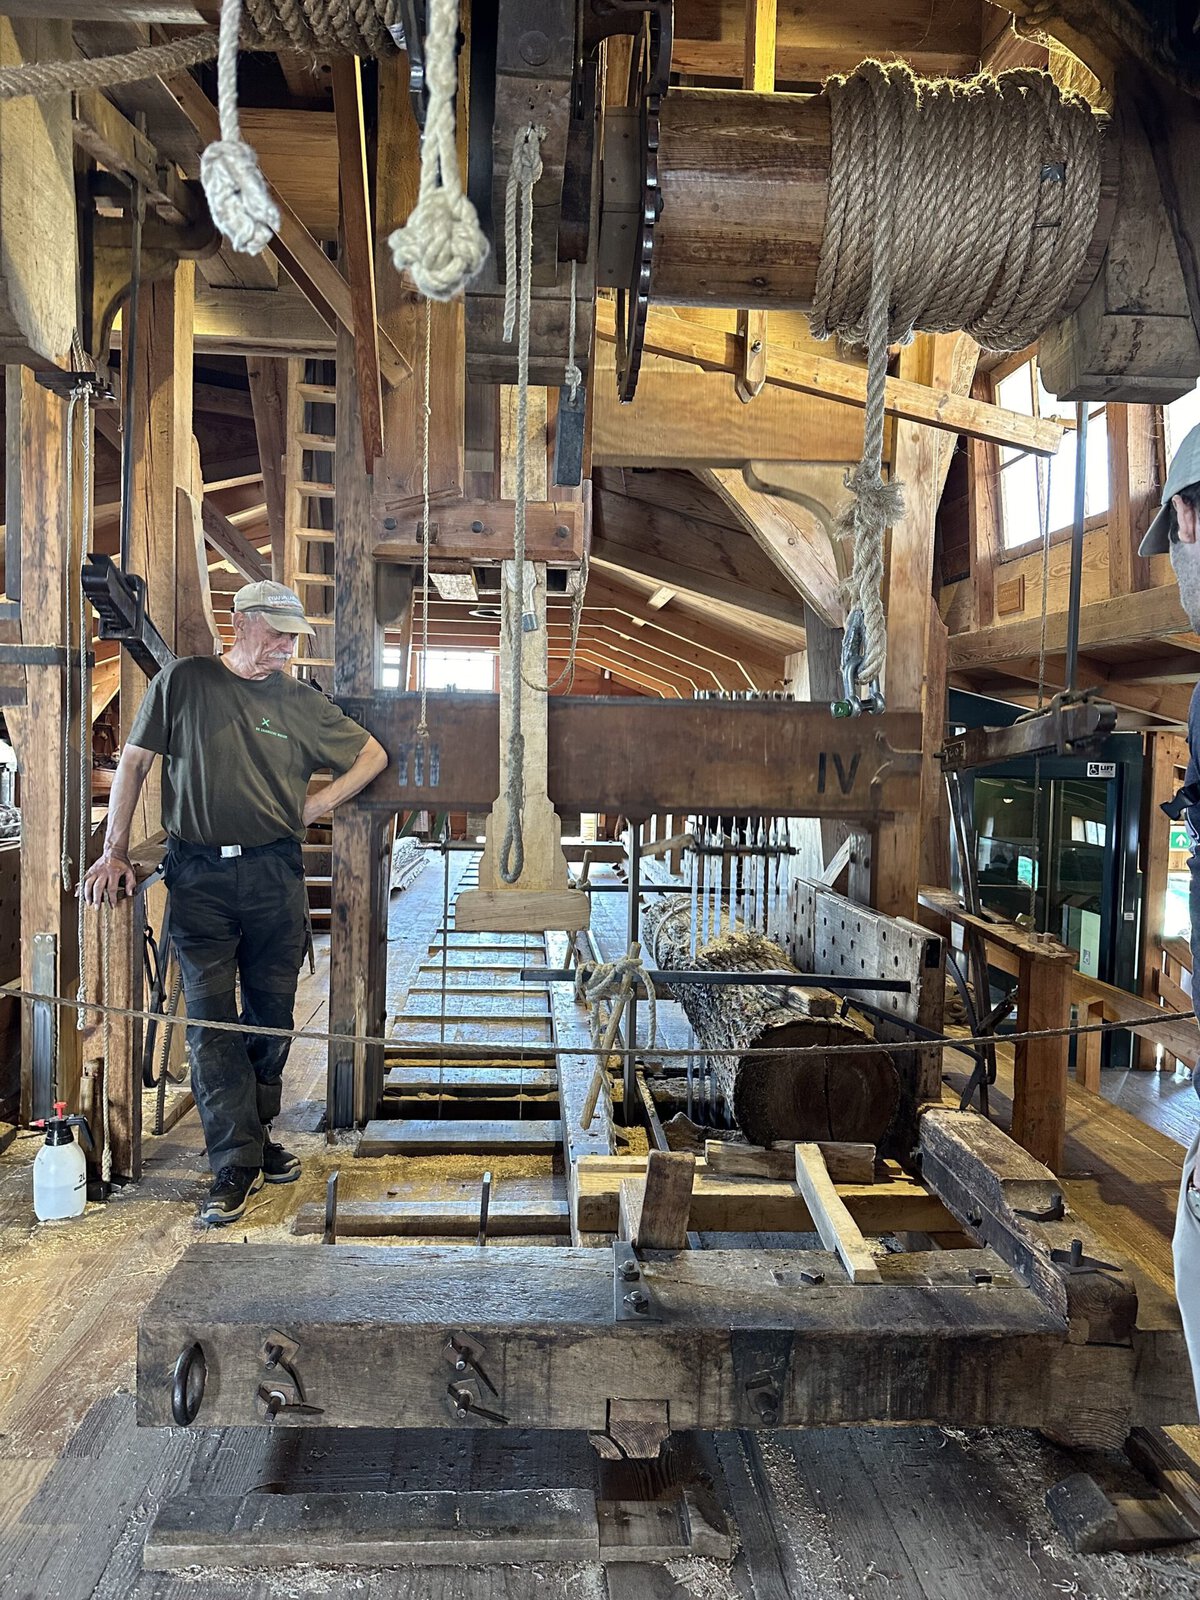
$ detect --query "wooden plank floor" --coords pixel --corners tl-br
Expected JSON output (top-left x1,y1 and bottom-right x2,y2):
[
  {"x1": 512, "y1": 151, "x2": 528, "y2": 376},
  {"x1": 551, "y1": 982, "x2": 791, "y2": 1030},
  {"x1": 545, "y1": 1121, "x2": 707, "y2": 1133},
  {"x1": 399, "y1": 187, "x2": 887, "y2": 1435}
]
[{"x1": 0, "y1": 850, "x2": 1199, "y2": 1595}]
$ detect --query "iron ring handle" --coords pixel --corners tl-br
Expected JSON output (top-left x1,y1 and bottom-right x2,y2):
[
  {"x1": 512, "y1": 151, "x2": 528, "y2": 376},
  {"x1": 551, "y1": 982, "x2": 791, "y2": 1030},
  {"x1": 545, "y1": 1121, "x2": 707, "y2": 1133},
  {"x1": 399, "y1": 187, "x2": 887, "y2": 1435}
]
[{"x1": 171, "y1": 1341, "x2": 206, "y2": 1426}]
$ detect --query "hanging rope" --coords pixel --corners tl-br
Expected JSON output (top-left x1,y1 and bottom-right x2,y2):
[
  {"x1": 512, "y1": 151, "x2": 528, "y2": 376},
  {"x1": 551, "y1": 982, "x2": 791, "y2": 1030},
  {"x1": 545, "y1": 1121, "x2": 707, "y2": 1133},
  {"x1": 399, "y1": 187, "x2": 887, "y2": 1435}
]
[
  {"x1": 521, "y1": 546, "x2": 590, "y2": 696},
  {"x1": 388, "y1": 0, "x2": 487, "y2": 300},
  {"x1": 416, "y1": 300, "x2": 433, "y2": 742},
  {"x1": 201, "y1": 0, "x2": 281, "y2": 256},
  {"x1": 564, "y1": 259, "x2": 582, "y2": 404},
  {"x1": 76, "y1": 384, "x2": 94, "y2": 1027},
  {"x1": 0, "y1": 33, "x2": 220, "y2": 101},
  {"x1": 810, "y1": 61, "x2": 1102, "y2": 692},
  {"x1": 497, "y1": 123, "x2": 545, "y2": 886}
]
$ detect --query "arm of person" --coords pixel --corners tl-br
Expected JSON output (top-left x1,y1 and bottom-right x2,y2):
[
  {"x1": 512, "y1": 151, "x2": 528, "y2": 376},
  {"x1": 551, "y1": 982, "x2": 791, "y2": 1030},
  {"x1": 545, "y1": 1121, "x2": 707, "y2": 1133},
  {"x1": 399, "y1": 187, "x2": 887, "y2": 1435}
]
[
  {"x1": 83, "y1": 743, "x2": 157, "y2": 905},
  {"x1": 302, "y1": 734, "x2": 388, "y2": 826}
]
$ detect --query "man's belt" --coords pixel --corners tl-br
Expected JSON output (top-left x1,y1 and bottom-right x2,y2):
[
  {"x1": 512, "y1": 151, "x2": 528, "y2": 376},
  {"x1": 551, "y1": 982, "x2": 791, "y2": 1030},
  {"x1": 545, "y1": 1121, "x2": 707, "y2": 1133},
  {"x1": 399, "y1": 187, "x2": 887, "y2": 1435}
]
[{"x1": 166, "y1": 835, "x2": 297, "y2": 862}]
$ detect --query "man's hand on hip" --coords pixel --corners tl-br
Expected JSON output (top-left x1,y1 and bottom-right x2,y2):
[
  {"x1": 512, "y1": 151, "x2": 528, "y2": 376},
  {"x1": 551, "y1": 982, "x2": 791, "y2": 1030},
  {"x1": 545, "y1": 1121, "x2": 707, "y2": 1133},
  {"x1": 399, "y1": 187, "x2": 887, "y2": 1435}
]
[{"x1": 84, "y1": 851, "x2": 136, "y2": 906}]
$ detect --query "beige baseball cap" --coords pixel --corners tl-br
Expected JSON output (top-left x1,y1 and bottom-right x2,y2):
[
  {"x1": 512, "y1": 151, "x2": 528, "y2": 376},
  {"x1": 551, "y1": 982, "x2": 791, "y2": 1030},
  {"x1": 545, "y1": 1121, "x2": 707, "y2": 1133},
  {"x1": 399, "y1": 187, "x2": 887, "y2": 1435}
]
[{"x1": 232, "y1": 579, "x2": 315, "y2": 636}]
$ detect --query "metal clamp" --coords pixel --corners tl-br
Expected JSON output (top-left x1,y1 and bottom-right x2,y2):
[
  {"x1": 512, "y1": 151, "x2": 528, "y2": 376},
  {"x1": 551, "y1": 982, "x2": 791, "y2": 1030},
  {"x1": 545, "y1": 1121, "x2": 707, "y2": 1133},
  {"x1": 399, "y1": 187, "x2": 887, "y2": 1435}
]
[
  {"x1": 613, "y1": 1240, "x2": 662, "y2": 1323},
  {"x1": 442, "y1": 1331, "x2": 498, "y2": 1397},
  {"x1": 830, "y1": 608, "x2": 885, "y2": 718}
]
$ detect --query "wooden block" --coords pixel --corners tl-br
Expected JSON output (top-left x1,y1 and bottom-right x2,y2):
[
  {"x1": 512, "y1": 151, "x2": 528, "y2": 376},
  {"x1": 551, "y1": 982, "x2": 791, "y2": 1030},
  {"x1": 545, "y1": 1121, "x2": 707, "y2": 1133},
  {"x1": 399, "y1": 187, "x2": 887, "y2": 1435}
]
[
  {"x1": 793, "y1": 1143, "x2": 882, "y2": 1283},
  {"x1": 1046, "y1": 1473, "x2": 1119, "y2": 1554},
  {"x1": 573, "y1": 1157, "x2": 953, "y2": 1236},
  {"x1": 357, "y1": 1119, "x2": 561, "y2": 1156},
  {"x1": 1127, "y1": 1427, "x2": 1200, "y2": 1526},
  {"x1": 292, "y1": 1197, "x2": 570, "y2": 1238},
  {"x1": 384, "y1": 1064, "x2": 558, "y2": 1093},
  {"x1": 598, "y1": 1498, "x2": 690, "y2": 1562},
  {"x1": 618, "y1": 1150, "x2": 696, "y2": 1250},
  {"x1": 704, "y1": 1139, "x2": 875, "y2": 1184},
  {"x1": 145, "y1": 1489, "x2": 600, "y2": 1569},
  {"x1": 453, "y1": 887, "x2": 590, "y2": 933}
]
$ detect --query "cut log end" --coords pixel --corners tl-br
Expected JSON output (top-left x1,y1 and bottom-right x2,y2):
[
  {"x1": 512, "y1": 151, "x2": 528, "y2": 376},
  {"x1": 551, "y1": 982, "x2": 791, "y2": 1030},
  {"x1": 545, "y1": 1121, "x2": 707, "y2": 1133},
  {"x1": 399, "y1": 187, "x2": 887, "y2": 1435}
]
[{"x1": 732, "y1": 1023, "x2": 900, "y2": 1147}]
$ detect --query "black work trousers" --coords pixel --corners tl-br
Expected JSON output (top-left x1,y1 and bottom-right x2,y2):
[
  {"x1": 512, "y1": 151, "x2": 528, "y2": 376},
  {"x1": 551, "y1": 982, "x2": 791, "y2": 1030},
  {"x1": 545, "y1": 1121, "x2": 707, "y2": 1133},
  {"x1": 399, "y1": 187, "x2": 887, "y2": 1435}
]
[{"x1": 164, "y1": 838, "x2": 307, "y2": 1174}]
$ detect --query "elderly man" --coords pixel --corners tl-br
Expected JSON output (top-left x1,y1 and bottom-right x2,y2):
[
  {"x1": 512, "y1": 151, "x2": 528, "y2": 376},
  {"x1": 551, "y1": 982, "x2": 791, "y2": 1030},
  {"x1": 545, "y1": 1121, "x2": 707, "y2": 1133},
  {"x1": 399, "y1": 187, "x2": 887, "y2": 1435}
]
[
  {"x1": 84, "y1": 581, "x2": 388, "y2": 1225},
  {"x1": 1140, "y1": 421, "x2": 1200, "y2": 1409}
]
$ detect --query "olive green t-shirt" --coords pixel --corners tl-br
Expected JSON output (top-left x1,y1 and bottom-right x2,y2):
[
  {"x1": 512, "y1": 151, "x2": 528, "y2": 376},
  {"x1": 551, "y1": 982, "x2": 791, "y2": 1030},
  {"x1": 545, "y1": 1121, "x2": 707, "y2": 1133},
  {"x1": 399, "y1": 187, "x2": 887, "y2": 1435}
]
[{"x1": 128, "y1": 658, "x2": 370, "y2": 846}]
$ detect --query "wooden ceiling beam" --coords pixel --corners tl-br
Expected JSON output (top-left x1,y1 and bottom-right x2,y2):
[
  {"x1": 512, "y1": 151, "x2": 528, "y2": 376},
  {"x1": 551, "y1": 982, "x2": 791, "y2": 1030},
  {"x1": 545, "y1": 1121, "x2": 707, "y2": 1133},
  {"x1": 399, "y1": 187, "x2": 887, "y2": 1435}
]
[
  {"x1": 955, "y1": 652, "x2": 1193, "y2": 725},
  {"x1": 947, "y1": 584, "x2": 1192, "y2": 671},
  {"x1": 200, "y1": 498, "x2": 269, "y2": 584},
  {"x1": 698, "y1": 466, "x2": 843, "y2": 628},
  {"x1": 595, "y1": 303, "x2": 1064, "y2": 456}
]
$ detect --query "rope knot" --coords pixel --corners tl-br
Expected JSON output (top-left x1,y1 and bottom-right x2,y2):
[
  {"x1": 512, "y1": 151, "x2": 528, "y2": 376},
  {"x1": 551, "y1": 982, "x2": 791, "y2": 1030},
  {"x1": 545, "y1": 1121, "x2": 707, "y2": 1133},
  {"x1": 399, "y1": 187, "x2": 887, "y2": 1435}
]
[
  {"x1": 201, "y1": 140, "x2": 280, "y2": 255},
  {"x1": 510, "y1": 125, "x2": 545, "y2": 189},
  {"x1": 389, "y1": 187, "x2": 489, "y2": 302}
]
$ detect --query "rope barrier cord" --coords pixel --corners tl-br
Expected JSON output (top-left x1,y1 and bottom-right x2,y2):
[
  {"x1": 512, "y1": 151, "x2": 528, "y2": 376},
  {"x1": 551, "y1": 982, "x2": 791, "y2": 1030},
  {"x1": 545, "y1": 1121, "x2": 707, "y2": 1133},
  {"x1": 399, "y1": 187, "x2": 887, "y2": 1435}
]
[
  {"x1": 416, "y1": 300, "x2": 433, "y2": 742},
  {"x1": 0, "y1": 974, "x2": 1164, "y2": 1063},
  {"x1": 810, "y1": 61, "x2": 1102, "y2": 690},
  {"x1": 497, "y1": 123, "x2": 545, "y2": 885},
  {"x1": 388, "y1": 0, "x2": 488, "y2": 300},
  {"x1": 0, "y1": 32, "x2": 220, "y2": 101},
  {"x1": 202, "y1": 0, "x2": 281, "y2": 256}
]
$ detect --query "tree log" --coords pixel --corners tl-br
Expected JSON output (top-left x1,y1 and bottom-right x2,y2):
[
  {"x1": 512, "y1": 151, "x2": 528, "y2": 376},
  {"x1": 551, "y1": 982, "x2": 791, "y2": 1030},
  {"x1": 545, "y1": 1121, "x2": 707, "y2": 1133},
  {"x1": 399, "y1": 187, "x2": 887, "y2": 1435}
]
[{"x1": 642, "y1": 902, "x2": 899, "y2": 1147}]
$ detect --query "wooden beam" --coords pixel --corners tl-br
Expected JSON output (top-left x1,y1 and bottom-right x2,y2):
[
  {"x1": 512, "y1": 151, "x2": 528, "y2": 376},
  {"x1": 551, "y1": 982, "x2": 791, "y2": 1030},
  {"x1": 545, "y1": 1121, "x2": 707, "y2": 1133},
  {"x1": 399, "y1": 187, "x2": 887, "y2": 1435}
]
[
  {"x1": 594, "y1": 303, "x2": 1064, "y2": 457},
  {"x1": 734, "y1": 0, "x2": 775, "y2": 402},
  {"x1": 375, "y1": 496, "x2": 588, "y2": 566},
  {"x1": 332, "y1": 57, "x2": 384, "y2": 469},
  {"x1": 594, "y1": 488, "x2": 803, "y2": 627},
  {"x1": 191, "y1": 283, "x2": 335, "y2": 359},
  {"x1": 959, "y1": 653, "x2": 1193, "y2": 726},
  {"x1": 698, "y1": 466, "x2": 843, "y2": 627},
  {"x1": 948, "y1": 584, "x2": 1191, "y2": 671},
  {"x1": 245, "y1": 357, "x2": 287, "y2": 577},
  {"x1": 166, "y1": 72, "x2": 410, "y2": 386},
  {"x1": 584, "y1": 575, "x2": 785, "y2": 681},
  {"x1": 1106, "y1": 403, "x2": 1157, "y2": 596},
  {"x1": 0, "y1": 18, "x2": 77, "y2": 367},
  {"x1": 794, "y1": 1143, "x2": 882, "y2": 1283},
  {"x1": 618, "y1": 1150, "x2": 696, "y2": 1250},
  {"x1": 200, "y1": 497, "x2": 268, "y2": 583}
]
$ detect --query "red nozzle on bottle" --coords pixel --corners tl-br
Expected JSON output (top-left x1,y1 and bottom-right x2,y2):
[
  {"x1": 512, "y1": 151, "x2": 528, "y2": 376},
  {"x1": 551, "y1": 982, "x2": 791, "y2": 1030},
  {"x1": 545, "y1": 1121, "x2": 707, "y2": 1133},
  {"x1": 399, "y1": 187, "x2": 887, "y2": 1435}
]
[{"x1": 53, "y1": 1101, "x2": 67, "y2": 1118}]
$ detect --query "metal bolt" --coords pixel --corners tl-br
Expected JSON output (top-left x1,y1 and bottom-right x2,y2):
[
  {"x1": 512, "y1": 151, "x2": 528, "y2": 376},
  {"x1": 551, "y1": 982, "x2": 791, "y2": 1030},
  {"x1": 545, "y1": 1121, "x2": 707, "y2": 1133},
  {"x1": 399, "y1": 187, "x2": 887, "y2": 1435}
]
[
  {"x1": 455, "y1": 1356, "x2": 468, "y2": 1372},
  {"x1": 623, "y1": 1288, "x2": 650, "y2": 1314},
  {"x1": 967, "y1": 1213, "x2": 982, "y2": 1229},
  {"x1": 751, "y1": 1390, "x2": 778, "y2": 1423},
  {"x1": 263, "y1": 1344, "x2": 282, "y2": 1370},
  {"x1": 1068, "y1": 1238, "x2": 1083, "y2": 1268},
  {"x1": 555, "y1": 525, "x2": 569, "y2": 539},
  {"x1": 471, "y1": 520, "x2": 484, "y2": 533},
  {"x1": 618, "y1": 1259, "x2": 639, "y2": 1282},
  {"x1": 750, "y1": 339, "x2": 763, "y2": 354},
  {"x1": 518, "y1": 29, "x2": 550, "y2": 66},
  {"x1": 383, "y1": 516, "x2": 397, "y2": 531}
]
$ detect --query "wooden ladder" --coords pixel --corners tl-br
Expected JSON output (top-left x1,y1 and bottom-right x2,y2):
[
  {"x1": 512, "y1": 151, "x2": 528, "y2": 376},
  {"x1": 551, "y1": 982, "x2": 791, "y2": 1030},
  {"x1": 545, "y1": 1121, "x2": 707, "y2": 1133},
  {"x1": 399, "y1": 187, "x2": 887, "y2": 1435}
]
[{"x1": 282, "y1": 360, "x2": 337, "y2": 678}]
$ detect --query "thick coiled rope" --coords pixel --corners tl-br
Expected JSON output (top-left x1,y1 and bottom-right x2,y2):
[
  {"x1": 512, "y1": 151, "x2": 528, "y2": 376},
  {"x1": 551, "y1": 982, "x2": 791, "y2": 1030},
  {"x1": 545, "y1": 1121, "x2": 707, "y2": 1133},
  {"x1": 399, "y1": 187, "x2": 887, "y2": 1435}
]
[
  {"x1": 810, "y1": 60, "x2": 1102, "y2": 689},
  {"x1": 389, "y1": 0, "x2": 487, "y2": 300}
]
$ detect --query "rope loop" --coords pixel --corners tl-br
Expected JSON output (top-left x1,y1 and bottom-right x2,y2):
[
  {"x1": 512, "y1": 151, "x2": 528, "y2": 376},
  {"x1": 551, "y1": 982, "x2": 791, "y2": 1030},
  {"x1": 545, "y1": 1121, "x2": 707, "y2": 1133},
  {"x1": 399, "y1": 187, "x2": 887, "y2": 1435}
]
[
  {"x1": 202, "y1": 0, "x2": 281, "y2": 255},
  {"x1": 388, "y1": 0, "x2": 488, "y2": 300},
  {"x1": 575, "y1": 952, "x2": 658, "y2": 1054},
  {"x1": 811, "y1": 59, "x2": 1102, "y2": 695}
]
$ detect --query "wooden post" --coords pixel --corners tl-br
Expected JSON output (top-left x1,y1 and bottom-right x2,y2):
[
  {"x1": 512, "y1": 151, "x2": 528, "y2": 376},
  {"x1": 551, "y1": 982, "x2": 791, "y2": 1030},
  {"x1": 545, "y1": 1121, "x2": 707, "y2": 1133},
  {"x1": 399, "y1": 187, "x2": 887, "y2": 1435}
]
[
  {"x1": 6, "y1": 368, "x2": 82, "y2": 1123},
  {"x1": 107, "y1": 259, "x2": 195, "y2": 1181},
  {"x1": 875, "y1": 333, "x2": 977, "y2": 920},
  {"x1": 1010, "y1": 941, "x2": 1077, "y2": 1173},
  {"x1": 1106, "y1": 404, "x2": 1156, "y2": 597},
  {"x1": 328, "y1": 315, "x2": 389, "y2": 1127}
]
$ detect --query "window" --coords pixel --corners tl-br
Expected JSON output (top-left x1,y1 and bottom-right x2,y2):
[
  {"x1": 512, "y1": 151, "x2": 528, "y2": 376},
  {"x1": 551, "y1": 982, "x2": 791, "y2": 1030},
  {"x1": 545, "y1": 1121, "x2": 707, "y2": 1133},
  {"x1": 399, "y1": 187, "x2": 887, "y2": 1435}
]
[
  {"x1": 1165, "y1": 381, "x2": 1200, "y2": 459},
  {"x1": 416, "y1": 649, "x2": 496, "y2": 692},
  {"x1": 381, "y1": 645, "x2": 405, "y2": 690},
  {"x1": 994, "y1": 359, "x2": 1109, "y2": 550}
]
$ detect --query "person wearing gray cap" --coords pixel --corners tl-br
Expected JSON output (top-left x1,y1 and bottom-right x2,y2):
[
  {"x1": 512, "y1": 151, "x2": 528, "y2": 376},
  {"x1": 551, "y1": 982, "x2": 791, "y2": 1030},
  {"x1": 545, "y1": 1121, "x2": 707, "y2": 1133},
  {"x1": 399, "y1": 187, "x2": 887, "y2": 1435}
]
[
  {"x1": 1142, "y1": 420, "x2": 1200, "y2": 1409},
  {"x1": 84, "y1": 581, "x2": 388, "y2": 1225}
]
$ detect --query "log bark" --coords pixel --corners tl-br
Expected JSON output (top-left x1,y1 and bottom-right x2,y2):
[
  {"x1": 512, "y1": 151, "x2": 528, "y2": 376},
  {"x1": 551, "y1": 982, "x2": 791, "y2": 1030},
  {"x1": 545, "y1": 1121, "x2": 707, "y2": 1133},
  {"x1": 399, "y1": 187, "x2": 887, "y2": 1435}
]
[{"x1": 643, "y1": 903, "x2": 899, "y2": 1147}]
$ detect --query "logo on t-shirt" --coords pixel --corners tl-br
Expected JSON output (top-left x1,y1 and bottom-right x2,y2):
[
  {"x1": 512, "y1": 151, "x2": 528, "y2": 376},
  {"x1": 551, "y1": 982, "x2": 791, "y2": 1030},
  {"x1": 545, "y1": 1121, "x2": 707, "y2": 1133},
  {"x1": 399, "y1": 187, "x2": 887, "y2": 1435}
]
[{"x1": 255, "y1": 715, "x2": 288, "y2": 741}]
